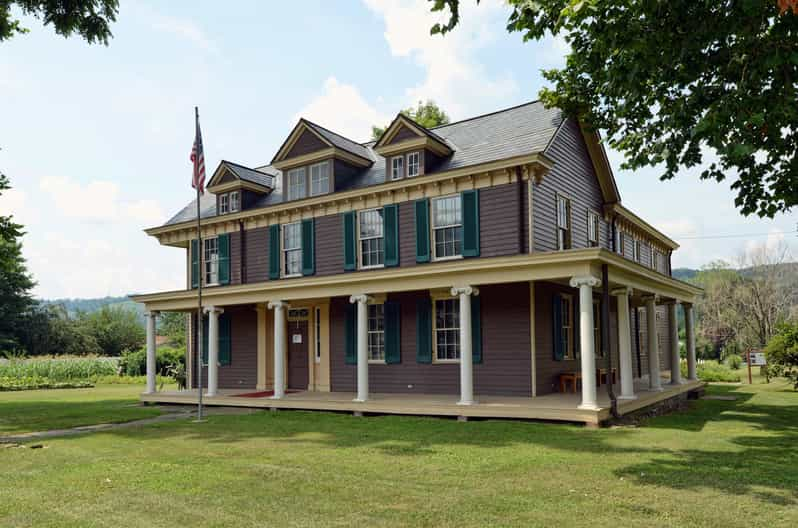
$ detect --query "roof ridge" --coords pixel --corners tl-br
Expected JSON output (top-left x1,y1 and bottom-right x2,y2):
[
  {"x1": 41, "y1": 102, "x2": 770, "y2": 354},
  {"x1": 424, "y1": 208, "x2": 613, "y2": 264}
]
[
  {"x1": 428, "y1": 99, "x2": 544, "y2": 132},
  {"x1": 302, "y1": 118, "x2": 363, "y2": 147}
]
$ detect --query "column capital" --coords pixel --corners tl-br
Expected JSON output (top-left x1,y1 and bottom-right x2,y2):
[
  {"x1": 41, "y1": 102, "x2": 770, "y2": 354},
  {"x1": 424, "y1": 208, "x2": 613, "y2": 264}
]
[
  {"x1": 144, "y1": 310, "x2": 160, "y2": 318},
  {"x1": 569, "y1": 275, "x2": 600, "y2": 289},
  {"x1": 203, "y1": 306, "x2": 224, "y2": 315},
  {"x1": 349, "y1": 294, "x2": 371, "y2": 305},
  {"x1": 268, "y1": 300, "x2": 288, "y2": 310},
  {"x1": 661, "y1": 299, "x2": 681, "y2": 306},
  {"x1": 641, "y1": 293, "x2": 660, "y2": 304},
  {"x1": 450, "y1": 286, "x2": 479, "y2": 297},
  {"x1": 611, "y1": 286, "x2": 633, "y2": 297},
  {"x1": 255, "y1": 303, "x2": 268, "y2": 314}
]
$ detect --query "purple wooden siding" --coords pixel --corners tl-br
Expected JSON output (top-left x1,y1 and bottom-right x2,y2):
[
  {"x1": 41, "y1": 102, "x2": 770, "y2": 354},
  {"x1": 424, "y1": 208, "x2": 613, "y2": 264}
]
[
  {"x1": 194, "y1": 305, "x2": 258, "y2": 390},
  {"x1": 316, "y1": 214, "x2": 345, "y2": 276},
  {"x1": 329, "y1": 283, "x2": 532, "y2": 396},
  {"x1": 387, "y1": 125, "x2": 420, "y2": 144},
  {"x1": 286, "y1": 129, "x2": 328, "y2": 158},
  {"x1": 229, "y1": 230, "x2": 242, "y2": 285},
  {"x1": 534, "y1": 119, "x2": 609, "y2": 252},
  {"x1": 398, "y1": 202, "x2": 417, "y2": 268},
  {"x1": 480, "y1": 184, "x2": 521, "y2": 258},
  {"x1": 244, "y1": 227, "x2": 269, "y2": 283}
]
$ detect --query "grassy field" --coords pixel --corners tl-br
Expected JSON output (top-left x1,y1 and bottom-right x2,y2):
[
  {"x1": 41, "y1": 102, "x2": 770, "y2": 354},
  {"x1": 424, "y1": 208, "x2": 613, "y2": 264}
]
[
  {"x1": 1, "y1": 380, "x2": 796, "y2": 527},
  {"x1": 0, "y1": 384, "x2": 163, "y2": 435}
]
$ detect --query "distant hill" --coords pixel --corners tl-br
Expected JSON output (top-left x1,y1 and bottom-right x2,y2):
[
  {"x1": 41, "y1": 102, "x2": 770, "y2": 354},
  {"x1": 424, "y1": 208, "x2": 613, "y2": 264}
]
[
  {"x1": 672, "y1": 268, "x2": 698, "y2": 281},
  {"x1": 40, "y1": 296, "x2": 145, "y2": 322}
]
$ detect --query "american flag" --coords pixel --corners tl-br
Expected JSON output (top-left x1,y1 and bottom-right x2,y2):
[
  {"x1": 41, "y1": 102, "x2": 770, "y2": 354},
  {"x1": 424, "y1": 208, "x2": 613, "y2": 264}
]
[{"x1": 190, "y1": 112, "x2": 206, "y2": 194}]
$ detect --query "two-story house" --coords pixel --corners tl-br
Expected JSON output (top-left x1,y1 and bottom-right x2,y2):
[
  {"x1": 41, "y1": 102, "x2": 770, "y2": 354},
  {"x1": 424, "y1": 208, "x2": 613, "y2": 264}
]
[{"x1": 133, "y1": 101, "x2": 702, "y2": 426}]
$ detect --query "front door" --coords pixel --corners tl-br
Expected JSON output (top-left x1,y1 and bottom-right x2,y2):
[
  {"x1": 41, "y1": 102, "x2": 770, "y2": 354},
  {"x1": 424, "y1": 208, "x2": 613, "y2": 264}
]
[{"x1": 287, "y1": 316, "x2": 309, "y2": 390}]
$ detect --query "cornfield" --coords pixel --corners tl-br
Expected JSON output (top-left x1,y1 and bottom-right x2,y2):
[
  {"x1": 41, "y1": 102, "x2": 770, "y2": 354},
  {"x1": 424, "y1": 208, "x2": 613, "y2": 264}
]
[{"x1": 0, "y1": 356, "x2": 119, "y2": 382}]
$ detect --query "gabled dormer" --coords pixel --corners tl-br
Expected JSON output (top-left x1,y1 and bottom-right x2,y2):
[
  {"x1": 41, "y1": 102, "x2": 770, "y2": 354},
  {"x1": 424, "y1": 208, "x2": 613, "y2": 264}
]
[
  {"x1": 373, "y1": 114, "x2": 454, "y2": 181},
  {"x1": 271, "y1": 119, "x2": 373, "y2": 201},
  {"x1": 207, "y1": 160, "x2": 276, "y2": 215}
]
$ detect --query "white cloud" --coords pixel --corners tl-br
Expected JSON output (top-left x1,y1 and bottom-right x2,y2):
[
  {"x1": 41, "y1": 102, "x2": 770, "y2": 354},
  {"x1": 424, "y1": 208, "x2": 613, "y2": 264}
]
[
  {"x1": 293, "y1": 76, "x2": 391, "y2": 142},
  {"x1": 39, "y1": 176, "x2": 165, "y2": 226},
  {"x1": 363, "y1": 0, "x2": 519, "y2": 117},
  {"x1": 150, "y1": 14, "x2": 219, "y2": 54}
]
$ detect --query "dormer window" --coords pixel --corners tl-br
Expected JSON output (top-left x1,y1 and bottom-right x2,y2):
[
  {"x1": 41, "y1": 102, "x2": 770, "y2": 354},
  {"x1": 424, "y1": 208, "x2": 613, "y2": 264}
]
[
  {"x1": 229, "y1": 191, "x2": 240, "y2": 212},
  {"x1": 407, "y1": 151, "x2": 420, "y2": 177},
  {"x1": 288, "y1": 167, "x2": 307, "y2": 200},
  {"x1": 219, "y1": 194, "x2": 229, "y2": 214},
  {"x1": 391, "y1": 156, "x2": 404, "y2": 180},
  {"x1": 310, "y1": 161, "x2": 330, "y2": 196}
]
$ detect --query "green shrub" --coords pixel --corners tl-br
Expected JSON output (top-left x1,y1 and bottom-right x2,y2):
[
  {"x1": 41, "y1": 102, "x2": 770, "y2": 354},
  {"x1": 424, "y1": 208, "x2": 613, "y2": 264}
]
[
  {"x1": 92, "y1": 374, "x2": 175, "y2": 385},
  {"x1": 696, "y1": 361, "x2": 741, "y2": 382},
  {"x1": 118, "y1": 346, "x2": 185, "y2": 377},
  {"x1": 0, "y1": 356, "x2": 118, "y2": 381},
  {"x1": 724, "y1": 353, "x2": 743, "y2": 370},
  {"x1": 0, "y1": 376, "x2": 94, "y2": 391},
  {"x1": 764, "y1": 323, "x2": 798, "y2": 389}
]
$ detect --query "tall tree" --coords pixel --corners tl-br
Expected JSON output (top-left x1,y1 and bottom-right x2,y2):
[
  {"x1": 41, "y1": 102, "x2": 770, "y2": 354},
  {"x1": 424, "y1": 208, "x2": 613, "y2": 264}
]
[
  {"x1": 372, "y1": 100, "x2": 451, "y2": 140},
  {"x1": 0, "y1": 174, "x2": 35, "y2": 351},
  {"x1": 429, "y1": 0, "x2": 798, "y2": 218},
  {"x1": 1, "y1": 0, "x2": 119, "y2": 44}
]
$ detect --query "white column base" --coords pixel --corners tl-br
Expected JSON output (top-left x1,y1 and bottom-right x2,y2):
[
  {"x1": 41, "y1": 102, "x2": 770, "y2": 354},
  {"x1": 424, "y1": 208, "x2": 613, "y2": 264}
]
[
  {"x1": 577, "y1": 403, "x2": 601, "y2": 411},
  {"x1": 617, "y1": 394, "x2": 638, "y2": 401},
  {"x1": 456, "y1": 399, "x2": 476, "y2": 406}
]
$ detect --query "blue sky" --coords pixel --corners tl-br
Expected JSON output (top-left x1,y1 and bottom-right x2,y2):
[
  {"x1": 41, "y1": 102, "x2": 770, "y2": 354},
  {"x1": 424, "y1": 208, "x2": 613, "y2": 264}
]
[{"x1": 0, "y1": 0, "x2": 795, "y2": 299}]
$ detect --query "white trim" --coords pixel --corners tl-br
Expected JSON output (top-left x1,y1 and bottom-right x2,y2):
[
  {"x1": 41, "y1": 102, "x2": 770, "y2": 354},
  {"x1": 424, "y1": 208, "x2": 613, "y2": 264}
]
[
  {"x1": 281, "y1": 221, "x2": 303, "y2": 278},
  {"x1": 432, "y1": 294, "x2": 461, "y2": 363},
  {"x1": 407, "y1": 151, "x2": 420, "y2": 178},
  {"x1": 431, "y1": 194, "x2": 462, "y2": 261},
  {"x1": 357, "y1": 208, "x2": 385, "y2": 269},
  {"x1": 287, "y1": 167, "x2": 307, "y2": 201},
  {"x1": 309, "y1": 160, "x2": 330, "y2": 196}
]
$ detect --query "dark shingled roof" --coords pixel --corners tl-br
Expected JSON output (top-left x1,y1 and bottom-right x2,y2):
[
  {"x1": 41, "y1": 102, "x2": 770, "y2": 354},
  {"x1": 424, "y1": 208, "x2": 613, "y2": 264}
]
[
  {"x1": 162, "y1": 101, "x2": 563, "y2": 227},
  {"x1": 221, "y1": 160, "x2": 275, "y2": 188}
]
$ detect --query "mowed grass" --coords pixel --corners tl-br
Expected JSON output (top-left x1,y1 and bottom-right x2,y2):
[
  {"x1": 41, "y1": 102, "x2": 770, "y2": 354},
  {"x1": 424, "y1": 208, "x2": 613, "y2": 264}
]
[
  {"x1": 0, "y1": 384, "x2": 164, "y2": 435},
  {"x1": 1, "y1": 381, "x2": 797, "y2": 528}
]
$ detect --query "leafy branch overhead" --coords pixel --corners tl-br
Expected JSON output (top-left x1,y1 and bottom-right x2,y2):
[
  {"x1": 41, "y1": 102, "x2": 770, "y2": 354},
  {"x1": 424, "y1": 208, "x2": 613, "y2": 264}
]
[
  {"x1": 430, "y1": 0, "x2": 797, "y2": 218},
  {"x1": 0, "y1": 0, "x2": 119, "y2": 45},
  {"x1": 372, "y1": 100, "x2": 451, "y2": 140}
]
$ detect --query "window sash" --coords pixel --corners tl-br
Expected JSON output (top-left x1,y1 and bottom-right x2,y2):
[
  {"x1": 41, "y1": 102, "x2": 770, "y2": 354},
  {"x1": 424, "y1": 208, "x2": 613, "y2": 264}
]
[
  {"x1": 633, "y1": 239, "x2": 641, "y2": 262},
  {"x1": 282, "y1": 222, "x2": 303, "y2": 276},
  {"x1": 434, "y1": 298, "x2": 460, "y2": 361},
  {"x1": 391, "y1": 156, "x2": 404, "y2": 180},
  {"x1": 310, "y1": 161, "x2": 329, "y2": 196},
  {"x1": 367, "y1": 304, "x2": 385, "y2": 361},
  {"x1": 204, "y1": 237, "x2": 219, "y2": 285},
  {"x1": 407, "y1": 152, "x2": 420, "y2": 177},
  {"x1": 561, "y1": 294, "x2": 574, "y2": 360},
  {"x1": 557, "y1": 196, "x2": 571, "y2": 250},
  {"x1": 287, "y1": 168, "x2": 307, "y2": 200},
  {"x1": 588, "y1": 212, "x2": 599, "y2": 246},
  {"x1": 219, "y1": 195, "x2": 229, "y2": 214},
  {"x1": 358, "y1": 209, "x2": 385, "y2": 268},
  {"x1": 432, "y1": 196, "x2": 462, "y2": 259},
  {"x1": 229, "y1": 191, "x2": 240, "y2": 212}
]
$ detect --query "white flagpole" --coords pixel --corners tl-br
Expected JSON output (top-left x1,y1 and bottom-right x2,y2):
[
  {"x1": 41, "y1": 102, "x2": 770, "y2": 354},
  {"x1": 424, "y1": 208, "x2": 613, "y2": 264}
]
[{"x1": 195, "y1": 106, "x2": 204, "y2": 422}]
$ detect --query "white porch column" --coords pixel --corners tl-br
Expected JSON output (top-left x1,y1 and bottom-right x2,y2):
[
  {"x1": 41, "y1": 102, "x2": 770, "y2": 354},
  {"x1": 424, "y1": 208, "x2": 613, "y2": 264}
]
[
  {"x1": 685, "y1": 303, "x2": 698, "y2": 381},
  {"x1": 570, "y1": 276, "x2": 601, "y2": 410},
  {"x1": 204, "y1": 306, "x2": 223, "y2": 397},
  {"x1": 144, "y1": 311, "x2": 158, "y2": 394},
  {"x1": 668, "y1": 301, "x2": 682, "y2": 385},
  {"x1": 452, "y1": 286, "x2": 477, "y2": 405},
  {"x1": 350, "y1": 294, "x2": 370, "y2": 402},
  {"x1": 268, "y1": 301, "x2": 288, "y2": 399},
  {"x1": 643, "y1": 295, "x2": 663, "y2": 391},
  {"x1": 613, "y1": 287, "x2": 636, "y2": 400}
]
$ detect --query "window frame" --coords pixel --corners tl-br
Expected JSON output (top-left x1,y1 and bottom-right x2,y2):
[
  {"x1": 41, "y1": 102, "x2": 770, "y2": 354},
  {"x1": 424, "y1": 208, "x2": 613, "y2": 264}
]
[
  {"x1": 219, "y1": 194, "x2": 229, "y2": 215},
  {"x1": 587, "y1": 211, "x2": 600, "y2": 247},
  {"x1": 406, "y1": 151, "x2": 420, "y2": 177},
  {"x1": 633, "y1": 238, "x2": 642, "y2": 263},
  {"x1": 309, "y1": 161, "x2": 330, "y2": 196},
  {"x1": 556, "y1": 194, "x2": 572, "y2": 250},
  {"x1": 367, "y1": 303, "x2": 386, "y2": 363},
  {"x1": 281, "y1": 221, "x2": 303, "y2": 278},
  {"x1": 432, "y1": 294, "x2": 461, "y2": 363},
  {"x1": 357, "y1": 208, "x2": 385, "y2": 270},
  {"x1": 391, "y1": 156, "x2": 404, "y2": 180},
  {"x1": 314, "y1": 307, "x2": 321, "y2": 363},
  {"x1": 431, "y1": 194, "x2": 463, "y2": 262},
  {"x1": 203, "y1": 236, "x2": 220, "y2": 286},
  {"x1": 287, "y1": 167, "x2": 307, "y2": 201},
  {"x1": 560, "y1": 293, "x2": 575, "y2": 360},
  {"x1": 229, "y1": 191, "x2": 240, "y2": 213}
]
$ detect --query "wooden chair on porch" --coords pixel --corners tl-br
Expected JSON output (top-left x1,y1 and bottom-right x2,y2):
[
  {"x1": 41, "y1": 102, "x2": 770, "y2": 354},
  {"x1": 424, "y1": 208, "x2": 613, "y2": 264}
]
[{"x1": 559, "y1": 372, "x2": 582, "y2": 393}]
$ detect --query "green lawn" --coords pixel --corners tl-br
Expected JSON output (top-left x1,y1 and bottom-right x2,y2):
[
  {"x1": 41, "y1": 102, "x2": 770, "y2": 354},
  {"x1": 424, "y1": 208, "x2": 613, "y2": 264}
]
[
  {"x1": 1, "y1": 381, "x2": 796, "y2": 527},
  {"x1": 0, "y1": 384, "x2": 163, "y2": 435}
]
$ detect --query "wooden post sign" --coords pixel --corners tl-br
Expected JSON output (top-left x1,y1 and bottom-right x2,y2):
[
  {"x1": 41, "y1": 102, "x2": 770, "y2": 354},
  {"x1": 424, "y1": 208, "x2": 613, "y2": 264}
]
[{"x1": 746, "y1": 350, "x2": 767, "y2": 384}]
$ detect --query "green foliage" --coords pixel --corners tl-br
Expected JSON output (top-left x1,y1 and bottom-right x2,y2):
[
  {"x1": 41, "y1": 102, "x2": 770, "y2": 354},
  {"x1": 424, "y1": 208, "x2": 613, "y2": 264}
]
[
  {"x1": 75, "y1": 305, "x2": 145, "y2": 356},
  {"x1": 17, "y1": 304, "x2": 103, "y2": 356},
  {"x1": 158, "y1": 312, "x2": 186, "y2": 348},
  {"x1": 0, "y1": 0, "x2": 119, "y2": 44},
  {"x1": 92, "y1": 374, "x2": 175, "y2": 385},
  {"x1": 0, "y1": 376, "x2": 94, "y2": 391},
  {"x1": 697, "y1": 361, "x2": 741, "y2": 383},
  {"x1": 764, "y1": 322, "x2": 798, "y2": 389},
  {"x1": 431, "y1": 0, "x2": 798, "y2": 217},
  {"x1": 724, "y1": 353, "x2": 743, "y2": 370},
  {"x1": 372, "y1": 100, "x2": 451, "y2": 140},
  {"x1": 118, "y1": 346, "x2": 185, "y2": 377},
  {"x1": 0, "y1": 356, "x2": 118, "y2": 381}
]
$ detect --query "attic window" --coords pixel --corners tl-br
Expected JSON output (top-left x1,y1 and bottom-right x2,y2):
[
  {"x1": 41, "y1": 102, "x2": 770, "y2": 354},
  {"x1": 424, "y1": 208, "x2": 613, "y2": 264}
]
[
  {"x1": 407, "y1": 152, "x2": 420, "y2": 177},
  {"x1": 230, "y1": 191, "x2": 240, "y2": 212},
  {"x1": 391, "y1": 156, "x2": 403, "y2": 180},
  {"x1": 288, "y1": 167, "x2": 307, "y2": 200},
  {"x1": 310, "y1": 161, "x2": 330, "y2": 196}
]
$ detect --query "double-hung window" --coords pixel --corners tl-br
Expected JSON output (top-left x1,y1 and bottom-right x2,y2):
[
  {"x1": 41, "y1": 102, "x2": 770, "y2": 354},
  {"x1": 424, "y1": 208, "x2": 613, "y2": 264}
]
[
  {"x1": 282, "y1": 222, "x2": 302, "y2": 276},
  {"x1": 633, "y1": 238, "x2": 642, "y2": 263},
  {"x1": 287, "y1": 168, "x2": 307, "y2": 200},
  {"x1": 556, "y1": 195, "x2": 571, "y2": 250},
  {"x1": 204, "y1": 237, "x2": 219, "y2": 285},
  {"x1": 587, "y1": 211, "x2": 600, "y2": 247},
  {"x1": 219, "y1": 194, "x2": 229, "y2": 214},
  {"x1": 359, "y1": 209, "x2": 384, "y2": 268},
  {"x1": 391, "y1": 156, "x2": 404, "y2": 180},
  {"x1": 434, "y1": 297, "x2": 460, "y2": 361},
  {"x1": 229, "y1": 191, "x2": 240, "y2": 212},
  {"x1": 367, "y1": 304, "x2": 385, "y2": 362},
  {"x1": 310, "y1": 161, "x2": 329, "y2": 196},
  {"x1": 407, "y1": 151, "x2": 420, "y2": 177},
  {"x1": 560, "y1": 293, "x2": 574, "y2": 360},
  {"x1": 432, "y1": 195, "x2": 462, "y2": 259}
]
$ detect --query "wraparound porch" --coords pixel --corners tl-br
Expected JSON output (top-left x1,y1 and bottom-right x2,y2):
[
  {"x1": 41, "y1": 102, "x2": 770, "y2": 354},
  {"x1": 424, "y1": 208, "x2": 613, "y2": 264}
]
[{"x1": 141, "y1": 377, "x2": 704, "y2": 426}]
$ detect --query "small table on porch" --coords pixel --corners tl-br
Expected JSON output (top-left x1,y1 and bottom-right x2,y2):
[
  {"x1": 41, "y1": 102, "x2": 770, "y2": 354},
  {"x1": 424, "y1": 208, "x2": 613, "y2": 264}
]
[
  {"x1": 559, "y1": 372, "x2": 582, "y2": 393},
  {"x1": 596, "y1": 368, "x2": 617, "y2": 386}
]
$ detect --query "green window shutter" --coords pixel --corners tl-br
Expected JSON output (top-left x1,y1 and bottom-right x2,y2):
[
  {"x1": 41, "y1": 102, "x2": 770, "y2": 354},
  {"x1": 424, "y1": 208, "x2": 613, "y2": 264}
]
[
  {"x1": 415, "y1": 297, "x2": 432, "y2": 363},
  {"x1": 202, "y1": 315, "x2": 209, "y2": 365},
  {"x1": 471, "y1": 295, "x2": 482, "y2": 364},
  {"x1": 383, "y1": 204, "x2": 399, "y2": 267},
  {"x1": 301, "y1": 218, "x2": 315, "y2": 276},
  {"x1": 461, "y1": 189, "x2": 480, "y2": 257},
  {"x1": 344, "y1": 302, "x2": 357, "y2": 365},
  {"x1": 414, "y1": 199, "x2": 430, "y2": 263},
  {"x1": 385, "y1": 300, "x2": 401, "y2": 364},
  {"x1": 552, "y1": 294, "x2": 564, "y2": 361},
  {"x1": 343, "y1": 211, "x2": 357, "y2": 271},
  {"x1": 219, "y1": 313, "x2": 232, "y2": 366},
  {"x1": 190, "y1": 239, "x2": 199, "y2": 288},
  {"x1": 218, "y1": 233, "x2": 230, "y2": 285},
  {"x1": 268, "y1": 224, "x2": 280, "y2": 280}
]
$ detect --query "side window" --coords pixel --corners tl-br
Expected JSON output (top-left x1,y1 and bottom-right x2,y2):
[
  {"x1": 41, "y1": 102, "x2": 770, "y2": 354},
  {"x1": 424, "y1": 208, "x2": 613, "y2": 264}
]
[
  {"x1": 367, "y1": 304, "x2": 385, "y2": 362},
  {"x1": 431, "y1": 195, "x2": 462, "y2": 260},
  {"x1": 433, "y1": 297, "x2": 460, "y2": 361},
  {"x1": 229, "y1": 191, "x2": 240, "y2": 213},
  {"x1": 282, "y1": 222, "x2": 303, "y2": 277},
  {"x1": 310, "y1": 161, "x2": 330, "y2": 196},
  {"x1": 593, "y1": 300, "x2": 602, "y2": 357},
  {"x1": 633, "y1": 238, "x2": 642, "y2": 263},
  {"x1": 358, "y1": 209, "x2": 385, "y2": 268},
  {"x1": 219, "y1": 194, "x2": 229, "y2": 214},
  {"x1": 587, "y1": 211, "x2": 600, "y2": 248},
  {"x1": 560, "y1": 293, "x2": 574, "y2": 360},
  {"x1": 287, "y1": 167, "x2": 307, "y2": 200},
  {"x1": 407, "y1": 151, "x2": 420, "y2": 177},
  {"x1": 556, "y1": 195, "x2": 571, "y2": 250},
  {"x1": 204, "y1": 237, "x2": 219, "y2": 285},
  {"x1": 391, "y1": 156, "x2": 404, "y2": 180}
]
